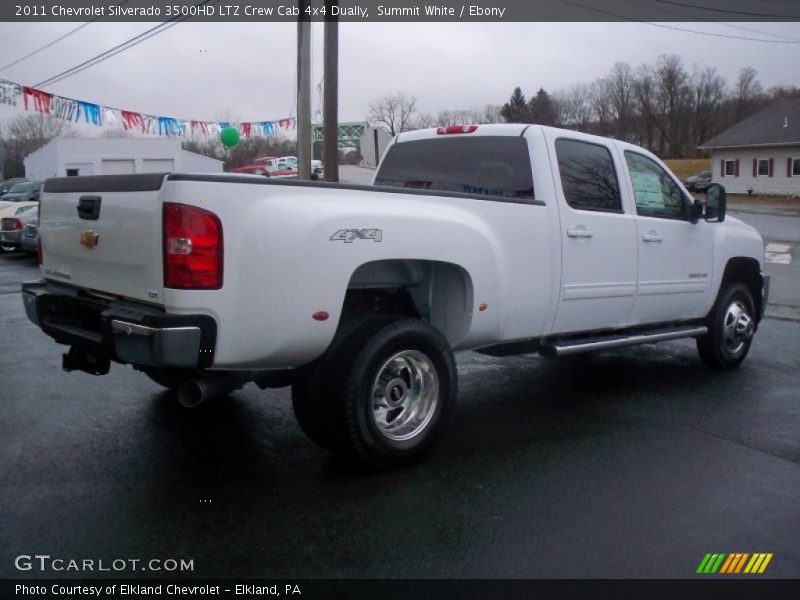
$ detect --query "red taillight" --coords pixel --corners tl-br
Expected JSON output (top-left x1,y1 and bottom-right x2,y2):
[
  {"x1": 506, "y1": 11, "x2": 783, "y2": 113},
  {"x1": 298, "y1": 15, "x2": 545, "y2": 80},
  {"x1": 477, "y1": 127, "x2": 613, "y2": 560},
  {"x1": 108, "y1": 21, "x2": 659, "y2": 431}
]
[
  {"x1": 1, "y1": 218, "x2": 23, "y2": 231},
  {"x1": 436, "y1": 125, "x2": 478, "y2": 135},
  {"x1": 163, "y1": 203, "x2": 223, "y2": 290}
]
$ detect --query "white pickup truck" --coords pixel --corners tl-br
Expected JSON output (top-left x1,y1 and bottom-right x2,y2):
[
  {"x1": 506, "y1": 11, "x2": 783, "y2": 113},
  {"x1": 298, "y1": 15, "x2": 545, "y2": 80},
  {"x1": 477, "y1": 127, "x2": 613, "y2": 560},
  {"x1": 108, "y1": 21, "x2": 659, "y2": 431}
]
[{"x1": 23, "y1": 124, "x2": 768, "y2": 468}]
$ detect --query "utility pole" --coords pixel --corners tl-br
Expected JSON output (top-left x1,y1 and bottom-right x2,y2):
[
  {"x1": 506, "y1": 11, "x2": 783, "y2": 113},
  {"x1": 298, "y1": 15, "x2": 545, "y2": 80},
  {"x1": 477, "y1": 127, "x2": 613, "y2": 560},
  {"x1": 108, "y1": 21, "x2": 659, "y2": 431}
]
[
  {"x1": 323, "y1": 1, "x2": 339, "y2": 182},
  {"x1": 296, "y1": 1, "x2": 312, "y2": 180}
]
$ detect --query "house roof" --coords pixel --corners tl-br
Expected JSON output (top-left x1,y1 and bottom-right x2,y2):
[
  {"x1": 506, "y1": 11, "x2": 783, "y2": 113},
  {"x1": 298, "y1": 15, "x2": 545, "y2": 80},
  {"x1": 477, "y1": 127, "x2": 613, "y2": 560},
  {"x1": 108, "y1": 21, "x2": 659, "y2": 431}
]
[{"x1": 700, "y1": 99, "x2": 800, "y2": 149}]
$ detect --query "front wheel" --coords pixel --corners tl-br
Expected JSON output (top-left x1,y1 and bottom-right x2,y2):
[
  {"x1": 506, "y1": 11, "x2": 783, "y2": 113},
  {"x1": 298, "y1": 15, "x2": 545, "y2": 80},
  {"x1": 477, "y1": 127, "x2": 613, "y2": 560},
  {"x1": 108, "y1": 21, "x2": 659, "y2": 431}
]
[
  {"x1": 293, "y1": 318, "x2": 457, "y2": 469},
  {"x1": 696, "y1": 282, "x2": 756, "y2": 369}
]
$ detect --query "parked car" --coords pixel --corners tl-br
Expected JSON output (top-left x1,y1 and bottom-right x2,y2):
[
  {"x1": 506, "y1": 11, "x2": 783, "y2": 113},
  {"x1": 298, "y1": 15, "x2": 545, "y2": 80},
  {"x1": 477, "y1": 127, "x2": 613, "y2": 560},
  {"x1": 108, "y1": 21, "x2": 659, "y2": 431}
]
[
  {"x1": 682, "y1": 170, "x2": 712, "y2": 192},
  {"x1": 280, "y1": 155, "x2": 323, "y2": 176},
  {"x1": 0, "y1": 177, "x2": 28, "y2": 196},
  {"x1": 0, "y1": 180, "x2": 41, "y2": 203},
  {"x1": 21, "y1": 215, "x2": 39, "y2": 255},
  {"x1": 0, "y1": 201, "x2": 37, "y2": 219},
  {"x1": 1, "y1": 205, "x2": 38, "y2": 252}
]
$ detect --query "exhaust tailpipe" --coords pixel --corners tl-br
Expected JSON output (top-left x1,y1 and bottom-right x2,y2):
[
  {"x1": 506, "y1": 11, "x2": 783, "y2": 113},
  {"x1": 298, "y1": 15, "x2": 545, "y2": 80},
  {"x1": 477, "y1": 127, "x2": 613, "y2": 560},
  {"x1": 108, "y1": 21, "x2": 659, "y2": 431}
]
[{"x1": 176, "y1": 373, "x2": 252, "y2": 408}]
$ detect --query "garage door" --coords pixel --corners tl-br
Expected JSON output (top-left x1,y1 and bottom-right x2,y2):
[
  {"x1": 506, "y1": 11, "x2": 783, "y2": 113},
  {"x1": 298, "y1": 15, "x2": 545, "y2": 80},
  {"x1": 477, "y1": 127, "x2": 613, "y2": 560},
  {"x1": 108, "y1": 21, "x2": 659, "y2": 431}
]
[
  {"x1": 142, "y1": 159, "x2": 175, "y2": 172},
  {"x1": 101, "y1": 159, "x2": 135, "y2": 175}
]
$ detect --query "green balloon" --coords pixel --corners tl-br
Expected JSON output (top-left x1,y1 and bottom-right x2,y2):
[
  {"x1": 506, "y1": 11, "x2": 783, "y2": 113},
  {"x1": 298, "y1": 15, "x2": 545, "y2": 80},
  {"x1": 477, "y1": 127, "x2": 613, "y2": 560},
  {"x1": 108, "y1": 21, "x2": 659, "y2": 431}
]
[{"x1": 220, "y1": 127, "x2": 240, "y2": 147}]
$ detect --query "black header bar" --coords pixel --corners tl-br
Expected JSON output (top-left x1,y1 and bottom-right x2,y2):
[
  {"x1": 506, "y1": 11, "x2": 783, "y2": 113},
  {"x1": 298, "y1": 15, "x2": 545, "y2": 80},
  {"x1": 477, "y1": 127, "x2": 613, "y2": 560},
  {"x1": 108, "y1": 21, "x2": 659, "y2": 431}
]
[{"x1": 2, "y1": 0, "x2": 800, "y2": 23}]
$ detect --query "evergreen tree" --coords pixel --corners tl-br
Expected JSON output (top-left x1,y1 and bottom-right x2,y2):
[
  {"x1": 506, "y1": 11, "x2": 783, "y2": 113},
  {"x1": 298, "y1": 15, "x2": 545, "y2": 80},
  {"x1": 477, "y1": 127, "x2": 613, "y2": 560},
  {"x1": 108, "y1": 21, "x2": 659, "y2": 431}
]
[{"x1": 500, "y1": 87, "x2": 530, "y2": 123}]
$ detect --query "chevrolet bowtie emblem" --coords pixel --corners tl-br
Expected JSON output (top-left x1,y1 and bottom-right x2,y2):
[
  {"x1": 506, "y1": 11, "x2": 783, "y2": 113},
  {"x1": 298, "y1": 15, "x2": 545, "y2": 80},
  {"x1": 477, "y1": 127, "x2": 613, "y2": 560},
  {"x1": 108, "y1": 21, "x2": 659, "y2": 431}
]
[{"x1": 80, "y1": 230, "x2": 99, "y2": 248}]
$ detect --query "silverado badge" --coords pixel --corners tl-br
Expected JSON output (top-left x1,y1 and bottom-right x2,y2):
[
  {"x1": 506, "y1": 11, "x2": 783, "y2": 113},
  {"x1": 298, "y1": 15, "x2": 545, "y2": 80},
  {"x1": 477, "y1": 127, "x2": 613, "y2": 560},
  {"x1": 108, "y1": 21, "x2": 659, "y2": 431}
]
[{"x1": 80, "y1": 230, "x2": 99, "y2": 249}]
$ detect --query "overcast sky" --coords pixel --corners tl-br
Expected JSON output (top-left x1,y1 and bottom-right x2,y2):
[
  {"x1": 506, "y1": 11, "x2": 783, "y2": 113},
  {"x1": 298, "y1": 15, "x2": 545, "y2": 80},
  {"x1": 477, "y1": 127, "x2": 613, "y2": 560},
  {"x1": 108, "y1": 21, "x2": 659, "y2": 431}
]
[{"x1": 0, "y1": 20, "x2": 798, "y2": 129}]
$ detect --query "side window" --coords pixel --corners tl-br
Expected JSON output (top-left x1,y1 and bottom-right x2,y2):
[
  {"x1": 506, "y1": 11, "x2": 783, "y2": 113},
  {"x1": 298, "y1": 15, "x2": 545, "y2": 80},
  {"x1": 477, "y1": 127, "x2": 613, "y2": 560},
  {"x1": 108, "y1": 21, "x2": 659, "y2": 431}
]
[
  {"x1": 555, "y1": 138, "x2": 622, "y2": 212},
  {"x1": 624, "y1": 151, "x2": 688, "y2": 219}
]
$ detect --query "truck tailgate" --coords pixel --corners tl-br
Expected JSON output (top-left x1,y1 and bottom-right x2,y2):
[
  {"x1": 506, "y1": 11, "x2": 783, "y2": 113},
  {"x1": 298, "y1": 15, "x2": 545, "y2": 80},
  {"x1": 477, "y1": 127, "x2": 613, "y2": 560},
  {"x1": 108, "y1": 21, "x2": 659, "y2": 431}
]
[{"x1": 40, "y1": 174, "x2": 167, "y2": 305}]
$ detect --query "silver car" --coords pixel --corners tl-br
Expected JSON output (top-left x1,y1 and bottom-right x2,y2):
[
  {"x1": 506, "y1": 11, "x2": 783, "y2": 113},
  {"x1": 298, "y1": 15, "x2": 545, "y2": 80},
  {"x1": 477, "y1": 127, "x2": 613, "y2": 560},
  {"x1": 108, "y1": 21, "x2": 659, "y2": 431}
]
[{"x1": 1, "y1": 206, "x2": 38, "y2": 252}]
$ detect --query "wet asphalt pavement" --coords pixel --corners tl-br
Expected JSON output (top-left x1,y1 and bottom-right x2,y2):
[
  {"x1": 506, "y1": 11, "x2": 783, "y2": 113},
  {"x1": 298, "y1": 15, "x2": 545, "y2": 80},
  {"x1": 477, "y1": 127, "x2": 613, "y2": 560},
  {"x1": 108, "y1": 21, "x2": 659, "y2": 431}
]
[{"x1": 1, "y1": 213, "x2": 798, "y2": 580}]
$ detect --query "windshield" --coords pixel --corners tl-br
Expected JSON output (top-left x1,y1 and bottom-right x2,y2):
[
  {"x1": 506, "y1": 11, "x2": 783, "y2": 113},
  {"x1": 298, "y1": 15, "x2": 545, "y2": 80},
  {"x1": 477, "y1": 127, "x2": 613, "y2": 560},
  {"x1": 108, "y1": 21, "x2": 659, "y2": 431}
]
[{"x1": 8, "y1": 182, "x2": 36, "y2": 193}]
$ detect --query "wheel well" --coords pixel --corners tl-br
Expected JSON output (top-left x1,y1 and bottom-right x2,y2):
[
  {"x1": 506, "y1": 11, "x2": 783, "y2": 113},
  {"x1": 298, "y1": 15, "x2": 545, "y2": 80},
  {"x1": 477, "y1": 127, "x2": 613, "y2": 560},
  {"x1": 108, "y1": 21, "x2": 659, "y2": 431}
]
[
  {"x1": 342, "y1": 259, "x2": 474, "y2": 347},
  {"x1": 721, "y1": 257, "x2": 763, "y2": 321}
]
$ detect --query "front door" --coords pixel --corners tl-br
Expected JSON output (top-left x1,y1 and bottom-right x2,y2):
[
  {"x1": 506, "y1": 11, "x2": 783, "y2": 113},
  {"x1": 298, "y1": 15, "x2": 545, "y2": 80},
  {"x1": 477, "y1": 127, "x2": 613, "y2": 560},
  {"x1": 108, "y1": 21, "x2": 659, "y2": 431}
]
[{"x1": 623, "y1": 151, "x2": 712, "y2": 325}]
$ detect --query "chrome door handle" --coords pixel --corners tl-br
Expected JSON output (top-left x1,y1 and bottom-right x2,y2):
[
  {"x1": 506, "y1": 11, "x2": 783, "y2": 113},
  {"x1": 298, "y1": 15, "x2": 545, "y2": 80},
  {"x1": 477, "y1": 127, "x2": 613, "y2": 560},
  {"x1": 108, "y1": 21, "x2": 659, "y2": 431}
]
[
  {"x1": 567, "y1": 228, "x2": 593, "y2": 238},
  {"x1": 642, "y1": 232, "x2": 663, "y2": 243}
]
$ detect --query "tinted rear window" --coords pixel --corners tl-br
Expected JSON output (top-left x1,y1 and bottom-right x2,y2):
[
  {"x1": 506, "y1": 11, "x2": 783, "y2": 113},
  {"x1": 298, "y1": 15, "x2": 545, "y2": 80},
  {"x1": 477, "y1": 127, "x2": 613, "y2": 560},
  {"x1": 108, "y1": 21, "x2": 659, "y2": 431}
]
[
  {"x1": 555, "y1": 138, "x2": 621, "y2": 212},
  {"x1": 374, "y1": 136, "x2": 535, "y2": 201}
]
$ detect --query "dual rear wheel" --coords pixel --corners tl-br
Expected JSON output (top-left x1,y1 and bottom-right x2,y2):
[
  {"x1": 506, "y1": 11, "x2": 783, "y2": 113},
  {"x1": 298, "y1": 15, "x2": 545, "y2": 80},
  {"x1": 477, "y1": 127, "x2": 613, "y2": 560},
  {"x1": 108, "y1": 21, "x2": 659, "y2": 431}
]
[{"x1": 291, "y1": 317, "x2": 457, "y2": 469}]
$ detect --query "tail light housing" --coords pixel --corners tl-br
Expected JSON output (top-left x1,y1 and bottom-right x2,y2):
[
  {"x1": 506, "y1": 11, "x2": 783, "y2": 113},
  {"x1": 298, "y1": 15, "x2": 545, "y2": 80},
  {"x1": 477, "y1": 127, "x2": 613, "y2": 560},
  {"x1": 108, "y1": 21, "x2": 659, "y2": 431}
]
[
  {"x1": 163, "y1": 203, "x2": 223, "y2": 290},
  {"x1": 1, "y1": 218, "x2": 22, "y2": 231}
]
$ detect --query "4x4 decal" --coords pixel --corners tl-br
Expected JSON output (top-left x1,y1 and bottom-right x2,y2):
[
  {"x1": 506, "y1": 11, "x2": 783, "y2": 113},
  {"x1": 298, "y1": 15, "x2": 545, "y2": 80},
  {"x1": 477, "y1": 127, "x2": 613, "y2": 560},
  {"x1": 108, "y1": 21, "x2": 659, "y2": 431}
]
[{"x1": 330, "y1": 229, "x2": 383, "y2": 243}]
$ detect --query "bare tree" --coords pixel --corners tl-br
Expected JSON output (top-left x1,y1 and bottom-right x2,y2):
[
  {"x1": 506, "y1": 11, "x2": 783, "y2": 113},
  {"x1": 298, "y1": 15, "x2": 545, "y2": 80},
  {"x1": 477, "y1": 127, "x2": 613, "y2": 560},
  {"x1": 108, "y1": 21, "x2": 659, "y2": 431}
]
[
  {"x1": 480, "y1": 104, "x2": 503, "y2": 123},
  {"x1": 411, "y1": 112, "x2": 437, "y2": 130},
  {"x1": 692, "y1": 66, "x2": 726, "y2": 155},
  {"x1": 734, "y1": 66, "x2": 763, "y2": 121},
  {"x1": 2, "y1": 113, "x2": 74, "y2": 178},
  {"x1": 367, "y1": 92, "x2": 418, "y2": 136},
  {"x1": 633, "y1": 64, "x2": 658, "y2": 150},
  {"x1": 552, "y1": 84, "x2": 592, "y2": 132},
  {"x1": 605, "y1": 62, "x2": 634, "y2": 141},
  {"x1": 589, "y1": 79, "x2": 613, "y2": 136}
]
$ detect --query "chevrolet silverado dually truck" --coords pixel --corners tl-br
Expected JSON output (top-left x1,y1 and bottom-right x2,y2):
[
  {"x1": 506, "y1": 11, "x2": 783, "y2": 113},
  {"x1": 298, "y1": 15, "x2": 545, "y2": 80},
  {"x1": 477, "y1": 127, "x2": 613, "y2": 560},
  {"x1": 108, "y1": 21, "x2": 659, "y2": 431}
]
[{"x1": 22, "y1": 124, "x2": 768, "y2": 469}]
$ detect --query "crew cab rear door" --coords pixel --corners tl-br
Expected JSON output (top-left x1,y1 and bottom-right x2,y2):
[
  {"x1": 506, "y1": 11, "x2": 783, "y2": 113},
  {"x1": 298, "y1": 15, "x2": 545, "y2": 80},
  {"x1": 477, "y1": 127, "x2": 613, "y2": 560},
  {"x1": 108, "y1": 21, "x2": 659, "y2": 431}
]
[
  {"x1": 547, "y1": 133, "x2": 638, "y2": 334},
  {"x1": 39, "y1": 174, "x2": 166, "y2": 305}
]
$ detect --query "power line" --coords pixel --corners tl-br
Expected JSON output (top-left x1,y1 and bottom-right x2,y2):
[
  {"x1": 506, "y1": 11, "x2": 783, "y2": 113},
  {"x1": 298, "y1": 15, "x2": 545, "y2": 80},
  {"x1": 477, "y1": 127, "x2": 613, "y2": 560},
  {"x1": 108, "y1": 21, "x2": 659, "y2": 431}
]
[
  {"x1": 559, "y1": 0, "x2": 800, "y2": 43},
  {"x1": 0, "y1": 23, "x2": 95, "y2": 74},
  {"x1": 35, "y1": 22, "x2": 177, "y2": 87},
  {"x1": 0, "y1": 2, "x2": 130, "y2": 74},
  {"x1": 35, "y1": 0, "x2": 220, "y2": 89},
  {"x1": 620, "y1": 0, "x2": 800, "y2": 41},
  {"x1": 647, "y1": 0, "x2": 800, "y2": 19},
  {"x1": 0, "y1": 23, "x2": 39, "y2": 50}
]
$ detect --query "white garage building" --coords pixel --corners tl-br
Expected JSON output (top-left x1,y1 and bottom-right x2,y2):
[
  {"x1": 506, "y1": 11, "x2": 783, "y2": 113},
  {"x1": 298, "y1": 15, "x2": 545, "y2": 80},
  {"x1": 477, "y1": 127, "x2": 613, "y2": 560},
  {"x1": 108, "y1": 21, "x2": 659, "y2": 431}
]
[{"x1": 24, "y1": 137, "x2": 223, "y2": 180}]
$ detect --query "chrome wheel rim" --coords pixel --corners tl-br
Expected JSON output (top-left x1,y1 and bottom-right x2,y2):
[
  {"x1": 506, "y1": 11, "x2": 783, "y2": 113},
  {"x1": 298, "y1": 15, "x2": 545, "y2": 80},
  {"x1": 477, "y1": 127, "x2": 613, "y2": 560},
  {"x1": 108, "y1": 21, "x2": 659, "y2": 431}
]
[
  {"x1": 722, "y1": 300, "x2": 753, "y2": 355},
  {"x1": 370, "y1": 350, "x2": 439, "y2": 442}
]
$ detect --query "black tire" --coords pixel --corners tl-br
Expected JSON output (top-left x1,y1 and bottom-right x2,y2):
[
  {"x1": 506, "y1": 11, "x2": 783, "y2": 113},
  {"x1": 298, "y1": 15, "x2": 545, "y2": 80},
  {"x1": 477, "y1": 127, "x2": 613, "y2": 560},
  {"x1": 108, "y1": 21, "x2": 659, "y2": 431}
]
[
  {"x1": 292, "y1": 317, "x2": 457, "y2": 469},
  {"x1": 292, "y1": 315, "x2": 396, "y2": 452},
  {"x1": 696, "y1": 282, "x2": 756, "y2": 369}
]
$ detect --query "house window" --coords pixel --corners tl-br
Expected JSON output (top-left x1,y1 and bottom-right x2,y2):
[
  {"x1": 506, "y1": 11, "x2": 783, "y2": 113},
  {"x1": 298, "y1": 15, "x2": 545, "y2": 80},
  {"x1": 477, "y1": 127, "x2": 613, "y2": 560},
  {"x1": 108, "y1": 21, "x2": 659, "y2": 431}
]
[
  {"x1": 65, "y1": 168, "x2": 79, "y2": 177},
  {"x1": 724, "y1": 160, "x2": 736, "y2": 176},
  {"x1": 792, "y1": 159, "x2": 800, "y2": 177},
  {"x1": 757, "y1": 159, "x2": 770, "y2": 177}
]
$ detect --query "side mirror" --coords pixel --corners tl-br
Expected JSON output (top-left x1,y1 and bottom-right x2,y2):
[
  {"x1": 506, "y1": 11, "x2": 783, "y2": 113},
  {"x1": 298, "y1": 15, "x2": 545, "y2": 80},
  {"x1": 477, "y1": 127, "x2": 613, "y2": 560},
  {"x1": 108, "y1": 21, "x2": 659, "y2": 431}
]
[
  {"x1": 688, "y1": 200, "x2": 702, "y2": 224},
  {"x1": 705, "y1": 183, "x2": 726, "y2": 222}
]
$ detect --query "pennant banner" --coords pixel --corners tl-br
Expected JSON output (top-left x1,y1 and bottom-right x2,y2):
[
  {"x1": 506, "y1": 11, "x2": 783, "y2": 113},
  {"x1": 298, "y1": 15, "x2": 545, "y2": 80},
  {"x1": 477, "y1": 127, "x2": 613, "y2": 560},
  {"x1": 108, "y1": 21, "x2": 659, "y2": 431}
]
[{"x1": 0, "y1": 78, "x2": 296, "y2": 139}]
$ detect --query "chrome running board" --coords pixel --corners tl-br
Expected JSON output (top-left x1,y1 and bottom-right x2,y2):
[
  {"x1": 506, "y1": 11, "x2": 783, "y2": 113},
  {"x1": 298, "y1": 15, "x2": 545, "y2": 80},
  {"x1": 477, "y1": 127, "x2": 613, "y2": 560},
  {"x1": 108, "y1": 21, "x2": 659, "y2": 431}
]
[{"x1": 540, "y1": 325, "x2": 708, "y2": 357}]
